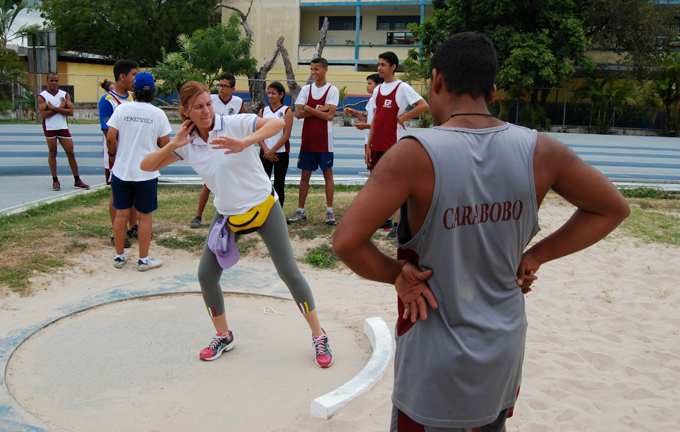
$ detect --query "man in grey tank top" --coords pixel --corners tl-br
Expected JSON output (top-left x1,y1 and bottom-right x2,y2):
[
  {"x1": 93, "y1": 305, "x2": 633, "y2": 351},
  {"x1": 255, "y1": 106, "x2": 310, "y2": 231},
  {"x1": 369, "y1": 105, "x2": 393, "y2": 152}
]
[{"x1": 334, "y1": 33, "x2": 630, "y2": 432}]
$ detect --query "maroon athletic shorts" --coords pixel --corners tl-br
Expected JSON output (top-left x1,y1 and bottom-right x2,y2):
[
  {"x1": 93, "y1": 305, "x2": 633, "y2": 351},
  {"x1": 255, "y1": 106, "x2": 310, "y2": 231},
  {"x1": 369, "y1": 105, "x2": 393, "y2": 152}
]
[{"x1": 44, "y1": 128, "x2": 72, "y2": 139}]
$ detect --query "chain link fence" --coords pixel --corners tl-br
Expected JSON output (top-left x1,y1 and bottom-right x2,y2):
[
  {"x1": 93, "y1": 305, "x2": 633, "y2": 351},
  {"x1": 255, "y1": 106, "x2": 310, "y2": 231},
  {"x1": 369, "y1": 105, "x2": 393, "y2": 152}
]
[{"x1": 4, "y1": 74, "x2": 666, "y2": 132}]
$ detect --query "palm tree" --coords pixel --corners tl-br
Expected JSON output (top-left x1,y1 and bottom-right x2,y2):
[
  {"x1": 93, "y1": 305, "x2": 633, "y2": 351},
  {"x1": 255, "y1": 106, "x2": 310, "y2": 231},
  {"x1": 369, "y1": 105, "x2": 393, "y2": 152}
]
[
  {"x1": 575, "y1": 74, "x2": 638, "y2": 134},
  {"x1": 646, "y1": 52, "x2": 680, "y2": 137},
  {"x1": 0, "y1": 0, "x2": 36, "y2": 51}
]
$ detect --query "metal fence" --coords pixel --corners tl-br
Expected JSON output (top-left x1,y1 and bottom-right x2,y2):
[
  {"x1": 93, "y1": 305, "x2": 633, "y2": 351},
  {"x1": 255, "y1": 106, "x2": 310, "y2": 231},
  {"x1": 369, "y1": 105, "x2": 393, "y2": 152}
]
[{"x1": 5, "y1": 74, "x2": 666, "y2": 131}]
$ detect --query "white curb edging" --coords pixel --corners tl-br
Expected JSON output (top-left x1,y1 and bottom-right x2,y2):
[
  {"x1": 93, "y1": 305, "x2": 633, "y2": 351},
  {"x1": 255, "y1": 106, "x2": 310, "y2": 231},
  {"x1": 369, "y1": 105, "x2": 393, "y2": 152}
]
[{"x1": 310, "y1": 317, "x2": 393, "y2": 419}]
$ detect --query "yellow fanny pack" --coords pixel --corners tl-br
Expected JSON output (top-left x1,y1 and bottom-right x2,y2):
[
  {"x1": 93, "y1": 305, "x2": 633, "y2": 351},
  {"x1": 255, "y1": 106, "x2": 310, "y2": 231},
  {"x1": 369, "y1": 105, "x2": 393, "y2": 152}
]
[{"x1": 226, "y1": 189, "x2": 276, "y2": 234}]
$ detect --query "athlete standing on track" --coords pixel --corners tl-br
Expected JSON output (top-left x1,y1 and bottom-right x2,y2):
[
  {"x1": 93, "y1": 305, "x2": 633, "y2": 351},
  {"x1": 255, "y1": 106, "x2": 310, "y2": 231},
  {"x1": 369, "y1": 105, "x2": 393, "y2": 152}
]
[
  {"x1": 38, "y1": 73, "x2": 89, "y2": 192},
  {"x1": 366, "y1": 52, "x2": 429, "y2": 239},
  {"x1": 287, "y1": 58, "x2": 340, "y2": 226}
]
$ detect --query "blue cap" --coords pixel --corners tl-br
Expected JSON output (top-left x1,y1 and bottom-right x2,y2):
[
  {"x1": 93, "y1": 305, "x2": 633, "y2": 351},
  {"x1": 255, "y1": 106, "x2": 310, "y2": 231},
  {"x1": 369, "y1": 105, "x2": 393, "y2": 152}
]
[{"x1": 133, "y1": 72, "x2": 155, "y2": 91}]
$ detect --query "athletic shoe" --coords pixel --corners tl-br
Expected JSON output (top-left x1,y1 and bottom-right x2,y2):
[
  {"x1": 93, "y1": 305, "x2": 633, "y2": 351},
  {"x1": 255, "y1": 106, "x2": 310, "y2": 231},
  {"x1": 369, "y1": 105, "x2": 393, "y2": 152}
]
[
  {"x1": 127, "y1": 224, "x2": 138, "y2": 239},
  {"x1": 287, "y1": 210, "x2": 307, "y2": 224},
  {"x1": 189, "y1": 216, "x2": 202, "y2": 228},
  {"x1": 110, "y1": 235, "x2": 131, "y2": 248},
  {"x1": 381, "y1": 220, "x2": 393, "y2": 229},
  {"x1": 387, "y1": 227, "x2": 398, "y2": 239},
  {"x1": 313, "y1": 330, "x2": 333, "y2": 368},
  {"x1": 200, "y1": 331, "x2": 235, "y2": 361},
  {"x1": 113, "y1": 255, "x2": 127, "y2": 269},
  {"x1": 52, "y1": 180, "x2": 61, "y2": 191},
  {"x1": 325, "y1": 210, "x2": 337, "y2": 226},
  {"x1": 137, "y1": 258, "x2": 162, "y2": 272},
  {"x1": 74, "y1": 180, "x2": 90, "y2": 189}
]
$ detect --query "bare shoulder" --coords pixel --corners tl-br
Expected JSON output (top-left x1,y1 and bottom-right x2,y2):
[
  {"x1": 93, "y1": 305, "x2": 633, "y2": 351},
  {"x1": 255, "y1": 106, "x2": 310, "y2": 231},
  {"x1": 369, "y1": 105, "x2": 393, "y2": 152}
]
[{"x1": 371, "y1": 136, "x2": 434, "y2": 202}]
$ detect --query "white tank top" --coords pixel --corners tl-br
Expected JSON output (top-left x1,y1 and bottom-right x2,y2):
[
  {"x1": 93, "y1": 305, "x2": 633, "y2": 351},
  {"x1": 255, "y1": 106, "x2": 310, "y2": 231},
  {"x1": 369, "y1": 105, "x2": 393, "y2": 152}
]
[
  {"x1": 40, "y1": 89, "x2": 68, "y2": 131},
  {"x1": 261, "y1": 105, "x2": 290, "y2": 153}
]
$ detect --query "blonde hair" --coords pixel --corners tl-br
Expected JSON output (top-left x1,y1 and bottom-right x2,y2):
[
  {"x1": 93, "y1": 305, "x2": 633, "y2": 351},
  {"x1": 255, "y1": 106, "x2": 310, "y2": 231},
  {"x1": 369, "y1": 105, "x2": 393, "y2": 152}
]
[{"x1": 179, "y1": 81, "x2": 210, "y2": 121}]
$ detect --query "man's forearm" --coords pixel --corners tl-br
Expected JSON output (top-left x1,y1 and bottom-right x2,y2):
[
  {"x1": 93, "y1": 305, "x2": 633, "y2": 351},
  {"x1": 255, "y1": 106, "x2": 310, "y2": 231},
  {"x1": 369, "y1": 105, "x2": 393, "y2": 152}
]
[
  {"x1": 401, "y1": 102, "x2": 429, "y2": 122},
  {"x1": 526, "y1": 208, "x2": 628, "y2": 266},
  {"x1": 305, "y1": 106, "x2": 334, "y2": 121},
  {"x1": 106, "y1": 138, "x2": 118, "y2": 155}
]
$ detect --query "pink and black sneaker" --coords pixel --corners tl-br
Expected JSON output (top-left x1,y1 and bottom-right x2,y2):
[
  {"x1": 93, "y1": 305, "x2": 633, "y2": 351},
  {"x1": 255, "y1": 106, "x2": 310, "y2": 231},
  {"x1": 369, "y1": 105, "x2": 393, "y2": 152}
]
[
  {"x1": 313, "y1": 330, "x2": 333, "y2": 368},
  {"x1": 199, "y1": 331, "x2": 235, "y2": 361}
]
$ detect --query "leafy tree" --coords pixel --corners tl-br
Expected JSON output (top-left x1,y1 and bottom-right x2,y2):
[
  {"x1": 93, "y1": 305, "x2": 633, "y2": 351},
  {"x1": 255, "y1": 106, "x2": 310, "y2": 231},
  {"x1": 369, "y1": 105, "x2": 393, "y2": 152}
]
[
  {"x1": 645, "y1": 52, "x2": 680, "y2": 137},
  {"x1": 410, "y1": 0, "x2": 593, "y2": 117},
  {"x1": 579, "y1": 0, "x2": 678, "y2": 79},
  {"x1": 151, "y1": 14, "x2": 257, "y2": 106},
  {"x1": 401, "y1": 56, "x2": 430, "y2": 96},
  {"x1": 39, "y1": 0, "x2": 218, "y2": 64},
  {"x1": 575, "y1": 74, "x2": 638, "y2": 134}
]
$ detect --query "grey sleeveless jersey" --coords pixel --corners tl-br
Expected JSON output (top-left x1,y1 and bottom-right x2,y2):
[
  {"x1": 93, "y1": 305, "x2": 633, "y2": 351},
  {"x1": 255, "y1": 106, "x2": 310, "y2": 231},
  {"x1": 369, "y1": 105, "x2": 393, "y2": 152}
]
[{"x1": 392, "y1": 123, "x2": 540, "y2": 428}]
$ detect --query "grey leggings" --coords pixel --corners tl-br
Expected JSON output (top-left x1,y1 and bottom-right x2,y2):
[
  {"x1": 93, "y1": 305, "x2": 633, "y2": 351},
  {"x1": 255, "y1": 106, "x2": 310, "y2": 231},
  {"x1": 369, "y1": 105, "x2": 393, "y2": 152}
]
[{"x1": 197, "y1": 203, "x2": 315, "y2": 317}]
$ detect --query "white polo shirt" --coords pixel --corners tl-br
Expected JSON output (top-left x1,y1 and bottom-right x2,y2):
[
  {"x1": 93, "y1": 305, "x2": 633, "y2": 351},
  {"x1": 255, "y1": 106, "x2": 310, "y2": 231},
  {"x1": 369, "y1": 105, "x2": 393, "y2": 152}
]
[
  {"x1": 364, "y1": 96, "x2": 376, "y2": 144},
  {"x1": 211, "y1": 94, "x2": 244, "y2": 116},
  {"x1": 172, "y1": 114, "x2": 276, "y2": 216},
  {"x1": 107, "y1": 102, "x2": 172, "y2": 181}
]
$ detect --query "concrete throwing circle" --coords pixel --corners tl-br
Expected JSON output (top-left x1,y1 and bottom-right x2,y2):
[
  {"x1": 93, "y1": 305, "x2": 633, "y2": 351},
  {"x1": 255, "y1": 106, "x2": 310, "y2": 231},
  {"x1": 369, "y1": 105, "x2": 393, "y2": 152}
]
[{"x1": 6, "y1": 293, "x2": 368, "y2": 431}]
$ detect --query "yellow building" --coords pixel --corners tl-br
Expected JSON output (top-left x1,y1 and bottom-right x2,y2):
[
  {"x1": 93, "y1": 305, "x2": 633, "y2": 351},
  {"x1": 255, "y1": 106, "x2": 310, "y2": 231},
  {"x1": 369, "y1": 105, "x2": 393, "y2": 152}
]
[{"x1": 221, "y1": 0, "x2": 432, "y2": 73}]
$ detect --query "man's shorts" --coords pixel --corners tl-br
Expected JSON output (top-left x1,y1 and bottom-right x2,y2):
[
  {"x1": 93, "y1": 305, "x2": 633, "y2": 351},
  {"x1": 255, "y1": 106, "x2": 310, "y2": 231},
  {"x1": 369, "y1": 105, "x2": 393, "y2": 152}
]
[
  {"x1": 368, "y1": 150, "x2": 386, "y2": 171},
  {"x1": 111, "y1": 175, "x2": 158, "y2": 213},
  {"x1": 297, "y1": 150, "x2": 333, "y2": 172},
  {"x1": 43, "y1": 128, "x2": 72, "y2": 139},
  {"x1": 390, "y1": 406, "x2": 510, "y2": 432}
]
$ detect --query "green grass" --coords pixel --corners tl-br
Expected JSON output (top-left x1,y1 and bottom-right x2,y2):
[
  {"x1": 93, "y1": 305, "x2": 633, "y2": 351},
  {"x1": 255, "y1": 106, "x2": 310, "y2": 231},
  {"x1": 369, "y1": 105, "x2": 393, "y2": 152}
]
[
  {"x1": 619, "y1": 186, "x2": 679, "y2": 200},
  {"x1": 618, "y1": 206, "x2": 680, "y2": 246},
  {"x1": 2, "y1": 184, "x2": 677, "y2": 292},
  {"x1": 303, "y1": 244, "x2": 339, "y2": 269},
  {"x1": 156, "y1": 229, "x2": 207, "y2": 251}
]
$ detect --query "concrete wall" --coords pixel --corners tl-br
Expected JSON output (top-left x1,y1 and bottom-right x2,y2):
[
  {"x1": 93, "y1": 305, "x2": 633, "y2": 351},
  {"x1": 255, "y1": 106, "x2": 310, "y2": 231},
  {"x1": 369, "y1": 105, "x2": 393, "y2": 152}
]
[{"x1": 220, "y1": 0, "x2": 301, "y2": 71}]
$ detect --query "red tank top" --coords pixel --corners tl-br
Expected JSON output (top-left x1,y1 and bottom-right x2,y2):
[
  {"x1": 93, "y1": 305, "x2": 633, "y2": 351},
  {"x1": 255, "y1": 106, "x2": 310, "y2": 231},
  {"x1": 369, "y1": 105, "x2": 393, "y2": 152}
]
[
  {"x1": 301, "y1": 84, "x2": 331, "y2": 152},
  {"x1": 372, "y1": 82, "x2": 402, "y2": 152}
]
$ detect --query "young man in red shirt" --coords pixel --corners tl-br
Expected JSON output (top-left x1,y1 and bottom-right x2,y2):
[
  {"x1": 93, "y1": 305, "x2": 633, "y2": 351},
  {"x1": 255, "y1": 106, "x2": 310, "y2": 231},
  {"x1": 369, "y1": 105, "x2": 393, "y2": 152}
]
[
  {"x1": 366, "y1": 52, "x2": 429, "y2": 238},
  {"x1": 288, "y1": 58, "x2": 340, "y2": 226}
]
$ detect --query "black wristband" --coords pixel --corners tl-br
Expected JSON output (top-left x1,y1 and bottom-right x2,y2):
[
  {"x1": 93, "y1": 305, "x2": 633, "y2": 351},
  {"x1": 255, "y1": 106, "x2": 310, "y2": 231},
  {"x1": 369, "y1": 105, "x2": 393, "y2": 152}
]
[{"x1": 107, "y1": 152, "x2": 116, "y2": 157}]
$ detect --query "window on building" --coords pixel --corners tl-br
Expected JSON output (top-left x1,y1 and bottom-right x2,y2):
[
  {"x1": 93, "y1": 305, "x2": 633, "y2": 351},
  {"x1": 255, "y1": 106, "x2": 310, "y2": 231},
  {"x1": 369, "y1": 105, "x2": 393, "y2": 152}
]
[
  {"x1": 376, "y1": 16, "x2": 420, "y2": 31},
  {"x1": 387, "y1": 32, "x2": 415, "y2": 45},
  {"x1": 320, "y1": 16, "x2": 363, "y2": 31}
]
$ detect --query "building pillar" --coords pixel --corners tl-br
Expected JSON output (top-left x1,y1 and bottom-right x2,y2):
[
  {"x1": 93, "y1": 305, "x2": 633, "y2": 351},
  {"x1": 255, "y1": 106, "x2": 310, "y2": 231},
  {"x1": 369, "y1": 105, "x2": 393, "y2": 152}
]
[
  {"x1": 419, "y1": 3, "x2": 425, "y2": 58},
  {"x1": 355, "y1": 2, "x2": 361, "y2": 71}
]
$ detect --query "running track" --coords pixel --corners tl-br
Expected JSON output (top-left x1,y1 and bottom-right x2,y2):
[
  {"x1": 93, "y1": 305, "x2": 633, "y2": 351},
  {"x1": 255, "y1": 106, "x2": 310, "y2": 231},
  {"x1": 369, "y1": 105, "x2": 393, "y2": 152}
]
[{"x1": 2, "y1": 122, "x2": 680, "y2": 183}]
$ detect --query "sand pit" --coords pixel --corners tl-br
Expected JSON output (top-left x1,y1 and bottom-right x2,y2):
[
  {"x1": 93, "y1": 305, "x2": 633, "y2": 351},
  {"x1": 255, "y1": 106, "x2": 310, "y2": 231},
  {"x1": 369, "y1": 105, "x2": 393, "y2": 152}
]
[
  {"x1": 1, "y1": 196, "x2": 680, "y2": 431},
  {"x1": 5, "y1": 293, "x2": 369, "y2": 431}
]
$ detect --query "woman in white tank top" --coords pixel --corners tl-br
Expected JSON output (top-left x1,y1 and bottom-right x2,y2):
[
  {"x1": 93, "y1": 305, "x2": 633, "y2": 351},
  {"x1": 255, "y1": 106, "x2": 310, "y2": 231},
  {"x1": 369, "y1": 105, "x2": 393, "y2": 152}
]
[{"x1": 258, "y1": 82, "x2": 293, "y2": 207}]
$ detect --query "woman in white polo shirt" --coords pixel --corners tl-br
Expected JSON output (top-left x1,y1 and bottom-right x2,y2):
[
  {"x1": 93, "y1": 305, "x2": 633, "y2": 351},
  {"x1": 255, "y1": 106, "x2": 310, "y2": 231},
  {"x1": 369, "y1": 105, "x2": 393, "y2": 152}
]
[{"x1": 140, "y1": 81, "x2": 333, "y2": 368}]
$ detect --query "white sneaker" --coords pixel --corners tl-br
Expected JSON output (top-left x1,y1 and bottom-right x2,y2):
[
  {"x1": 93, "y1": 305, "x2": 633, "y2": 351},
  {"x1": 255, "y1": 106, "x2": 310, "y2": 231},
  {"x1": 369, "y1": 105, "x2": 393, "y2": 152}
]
[
  {"x1": 113, "y1": 255, "x2": 127, "y2": 269},
  {"x1": 325, "y1": 210, "x2": 337, "y2": 226},
  {"x1": 138, "y1": 258, "x2": 162, "y2": 272},
  {"x1": 287, "y1": 209, "x2": 307, "y2": 224}
]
